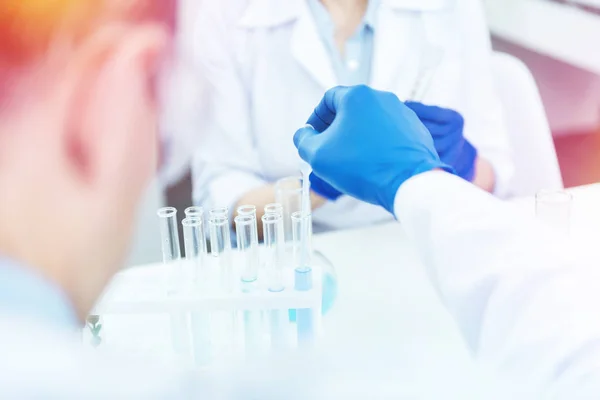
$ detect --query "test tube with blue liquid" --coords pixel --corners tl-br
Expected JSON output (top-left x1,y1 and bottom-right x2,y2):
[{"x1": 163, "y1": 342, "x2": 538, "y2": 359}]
[
  {"x1": 235, "y1": 207, "x2": 262, "y2": 356},
  {"x1": 262, "y1": 210, "x2": 289, "y2": 349},
  {"x1": 292, "y1": 211, "x2": 314, "y2": 346},
  {"x1": 235, "y1": 205, "x2": 259, "y2": 284},
  {"x1": 292, "y1": 162, "x2": 315, "y2": 346}
]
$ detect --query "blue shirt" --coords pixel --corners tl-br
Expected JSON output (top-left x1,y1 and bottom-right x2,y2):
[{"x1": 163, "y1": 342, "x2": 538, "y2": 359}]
[
  {"x1": 307, "y1": 0, "x2": 379, "y2": 86},
  {"x1": 0, "y1": 257, "x2": 78, "y2": 329}
]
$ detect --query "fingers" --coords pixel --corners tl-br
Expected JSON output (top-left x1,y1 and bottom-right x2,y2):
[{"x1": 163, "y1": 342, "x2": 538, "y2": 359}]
[
  {"x1": 306, "y1": 86, "x2": 350, "y2": 132},
  {"x1": 293, "y1": 124, "x2": 321, "y2": 163},
  {"x1": 309, "y1": 172, "x2": 342, "y2": 201},
  {"x1": 405, "y1": 101, "x2": 460, "y2": 123}
]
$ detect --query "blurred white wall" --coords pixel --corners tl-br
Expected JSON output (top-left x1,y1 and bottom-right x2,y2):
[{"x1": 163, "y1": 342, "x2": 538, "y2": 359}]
[
  {"x1": 493, "y1": 38, "x2": 600, "y2": 134},
  {"x1": 126, "y1": 0, "x2": 207, "y2": 267},
  {"x1": 484, "y1": 0, "x2": 600, "y2": 134},
  {"x1": 159, "y1": 0, "x2": 209, "y2": 187}
]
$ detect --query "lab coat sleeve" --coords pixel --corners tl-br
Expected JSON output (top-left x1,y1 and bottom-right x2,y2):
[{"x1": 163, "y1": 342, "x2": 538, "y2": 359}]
[
  {"x1": 395, "y1": 171, "x2": 600, "y2": 397},
  {"x1": 455, "y1": 0, "x2": 514, "y2": 198},
  {"x1": 190, "y1": 1, "x2": 268, "y2": 211}
]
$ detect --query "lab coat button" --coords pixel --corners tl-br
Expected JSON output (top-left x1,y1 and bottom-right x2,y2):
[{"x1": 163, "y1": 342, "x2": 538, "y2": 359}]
[{"x1": 348, "y1": 60, "x2": 359, "y2": 71}]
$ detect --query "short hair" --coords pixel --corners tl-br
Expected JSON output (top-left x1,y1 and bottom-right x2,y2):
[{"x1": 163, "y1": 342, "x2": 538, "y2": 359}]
[{"x1": 0, "y1": 0, "x2": 175, "y2": 97}]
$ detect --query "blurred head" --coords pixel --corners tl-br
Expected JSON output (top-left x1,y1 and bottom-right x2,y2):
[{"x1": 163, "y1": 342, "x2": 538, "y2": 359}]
[{"x1": 0, "y1": 0, "x2": 175, "y2": 320}]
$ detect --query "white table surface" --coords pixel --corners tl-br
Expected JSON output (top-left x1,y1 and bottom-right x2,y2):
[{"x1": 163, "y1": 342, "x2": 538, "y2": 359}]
[{"x1": 94, "y1": 183, "x2": 600, "y2": 397}]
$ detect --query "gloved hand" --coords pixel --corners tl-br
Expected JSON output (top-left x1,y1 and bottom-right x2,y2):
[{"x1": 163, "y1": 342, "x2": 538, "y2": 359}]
[
  {"x1": 308, "y1": 172, "x2": 343, "y2": 201},
  {"x1": 294, "y1": 85, "x2": 453, "y2": 214},
  {"x1": 405, "y1": 102, "x2": 478, "y2": 182}
]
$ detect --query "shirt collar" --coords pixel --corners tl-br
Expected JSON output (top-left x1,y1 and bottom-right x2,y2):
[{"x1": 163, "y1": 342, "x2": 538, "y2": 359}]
[
  {"x1": 306, "y1": 0, "x2": 380, "y2": 35},
  {"x1": 0, "y1": 256, "x2": 78, "y2": 330},
  {"x1": 363, "y1": 0, "x2": 380, "y2": 29}
]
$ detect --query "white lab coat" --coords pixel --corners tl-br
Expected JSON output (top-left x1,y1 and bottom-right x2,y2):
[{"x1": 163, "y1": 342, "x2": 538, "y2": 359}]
[
  {"x1": 396, "y1": 171, "x2": 600, "y2": 398},
  {"x1": 190, "y1": 0, "x2": 513, "y2": 230}
]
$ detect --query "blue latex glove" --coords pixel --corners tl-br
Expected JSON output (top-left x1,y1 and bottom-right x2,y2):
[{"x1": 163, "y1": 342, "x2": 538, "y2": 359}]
[
  {"x1": 309, "y1": 172, "x2": 343, "y2": 201},
  {"x1": 294, "y1": 85, "x2": 453, "y2": 214},
  {"x1": 405, "y1": 102, "x2": 478, "y2": 182}
]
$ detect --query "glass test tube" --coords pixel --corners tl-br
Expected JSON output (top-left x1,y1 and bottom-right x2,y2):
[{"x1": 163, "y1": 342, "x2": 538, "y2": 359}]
[
  {"x1": 157, "y1": 207, "x2": 181, "y2": 262},
  {"x1": 263, "y1": 211, "x2": 289, "y2": 350},
  {"x1": 536, "y1": 190, "x2": 573, "y2": 236},
  {"x1": 209, "y1": 208, "x2": 238, "y2": 356},
  {"x1": 182, "y1": 213, "x2": 211, "y2": 367},
  {"x1": 262, "y1": 213, "x2": 285, "y2": 292},
  {"x1": 235, "y1": 209, "x2": 259, "y2": 283},
  {"x1": 292, "y1": 211, "x2": 314, "y2": 346},
  {"x1": 236, "y1": 206, "x2": 262, "y2": 357},
  {"x1": 275, "y1": 177, "x2": 302, "y2": 242},
  {"x1": 157, "y1": 207, "x2": 189, "y2": 357},
  {"x1": 209, "y1": 211, "x2": 234, "y2": 291},
  {"x1": 182, "y1": 214, "x2": 207, "y2": 284},
  {"x1": 157, "y1": 207, "x2": 182, "y2": 291}
]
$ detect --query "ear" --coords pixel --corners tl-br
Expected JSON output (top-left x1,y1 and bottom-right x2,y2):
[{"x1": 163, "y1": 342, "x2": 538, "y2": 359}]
[{"x1": 60, "y1": 23, "x2": 168, "y2": 185}]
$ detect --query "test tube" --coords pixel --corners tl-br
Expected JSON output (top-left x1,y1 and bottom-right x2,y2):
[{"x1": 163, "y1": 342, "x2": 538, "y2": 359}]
[
  {"x1": 292, "y1": 211, "x2": 314, "y2": 346},
  {"x1": 536, "y1": 190, "x2": 572, "y2": 236},
  {"x1": 208, "y1": 209, "x2": 238, "y2": 355},
  {"x1": 235, "y1": 213, "x2": 259, "y2": 283},
  {"x1": 237, "y1": 205, "x2": 261, "y2": 356},
  {"x1": 157, "y1": 207, "x2": 189, "y2": 357},
  {"x1": 262, "y1": 213, "x2": 285, "y2": 292},
  {"x1": 157, "y1": 207, "x2": 181, "y2": 262},
  {"x1": 263, "y1": 212, "x2": 289, "y2": 350},
  {"x1": 157, "y1": 207, "x2": 182, "y2": 291},
  {"x1": 275, "y1": 176, "x2": 302, "y2": 242},
  {"x1": 182, "y1": 215, "x2": 207, "y2": 285},
  {"x1": 209, "y1": 210, "x2": 234, "y2": 291},
  {"x1": 182, "y1": 213, "x2": 211, "y2": 366}
]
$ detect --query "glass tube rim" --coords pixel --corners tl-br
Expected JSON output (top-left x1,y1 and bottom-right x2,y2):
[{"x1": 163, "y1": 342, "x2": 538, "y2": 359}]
[
  {"x1": 209, "y1": 215, "x2": 229, "y2": 226},
  {"x1": 157, "y1": 207, "x2": 177, "y2": 218},
  {"x1": 209, "y1": 206, "x2": 229, "y2": 216},
  {"x1": 234, "y1": 214, "x2": 255, "y2": 225},
  {"x1": 236, "y1": 204, "x2": 257, "y2": 216},
  {"x1": 184, "y1": 206, "x2": 204, "y2": 217},
  {"x1": 262, "y1": 212, "x2": 282, "y2": 223},
  {"x1": 182, "y1": 216, "x2": 203, "y2": 227},
  {"x1": 291, "y1": 210, "x2": 312, "y2": 221},
  {"x1": 535, "y1": 189, "x2": 573, "y2": 203}
]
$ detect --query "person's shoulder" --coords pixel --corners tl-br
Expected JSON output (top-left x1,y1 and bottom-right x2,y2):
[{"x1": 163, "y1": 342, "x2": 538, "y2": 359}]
[{"x1": 0, "y1": 314, "x2": 193, "y2": 398}]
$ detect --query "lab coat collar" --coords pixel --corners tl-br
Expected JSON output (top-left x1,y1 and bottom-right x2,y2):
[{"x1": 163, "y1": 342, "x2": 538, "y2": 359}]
[
  {"x1": 238, "y1": 0, "x2": 452, "y2": 91},
  {"x1": 239, "y1": 0, "x2": 453, "y2": 28},
  {"x1": 290, "y1": 1, "x2": 338, "y2": 89}
]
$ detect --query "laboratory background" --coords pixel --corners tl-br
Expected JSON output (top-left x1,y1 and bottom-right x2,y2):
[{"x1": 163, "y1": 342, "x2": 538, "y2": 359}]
[
  {"x1": 130, "y1": 0, "x2": 600, "y2": 269},
  {"x1": 31, "y1": 0, "x2": 600, "y2": 396}
]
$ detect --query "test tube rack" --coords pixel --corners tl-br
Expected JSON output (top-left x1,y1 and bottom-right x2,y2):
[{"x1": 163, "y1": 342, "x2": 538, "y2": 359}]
[
  {"x1": 90, "y1": 204, "x2": 323, "y2": 368},
  {"x1": 95, "y1": 253, "x2": 323, "y2": 315}
]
